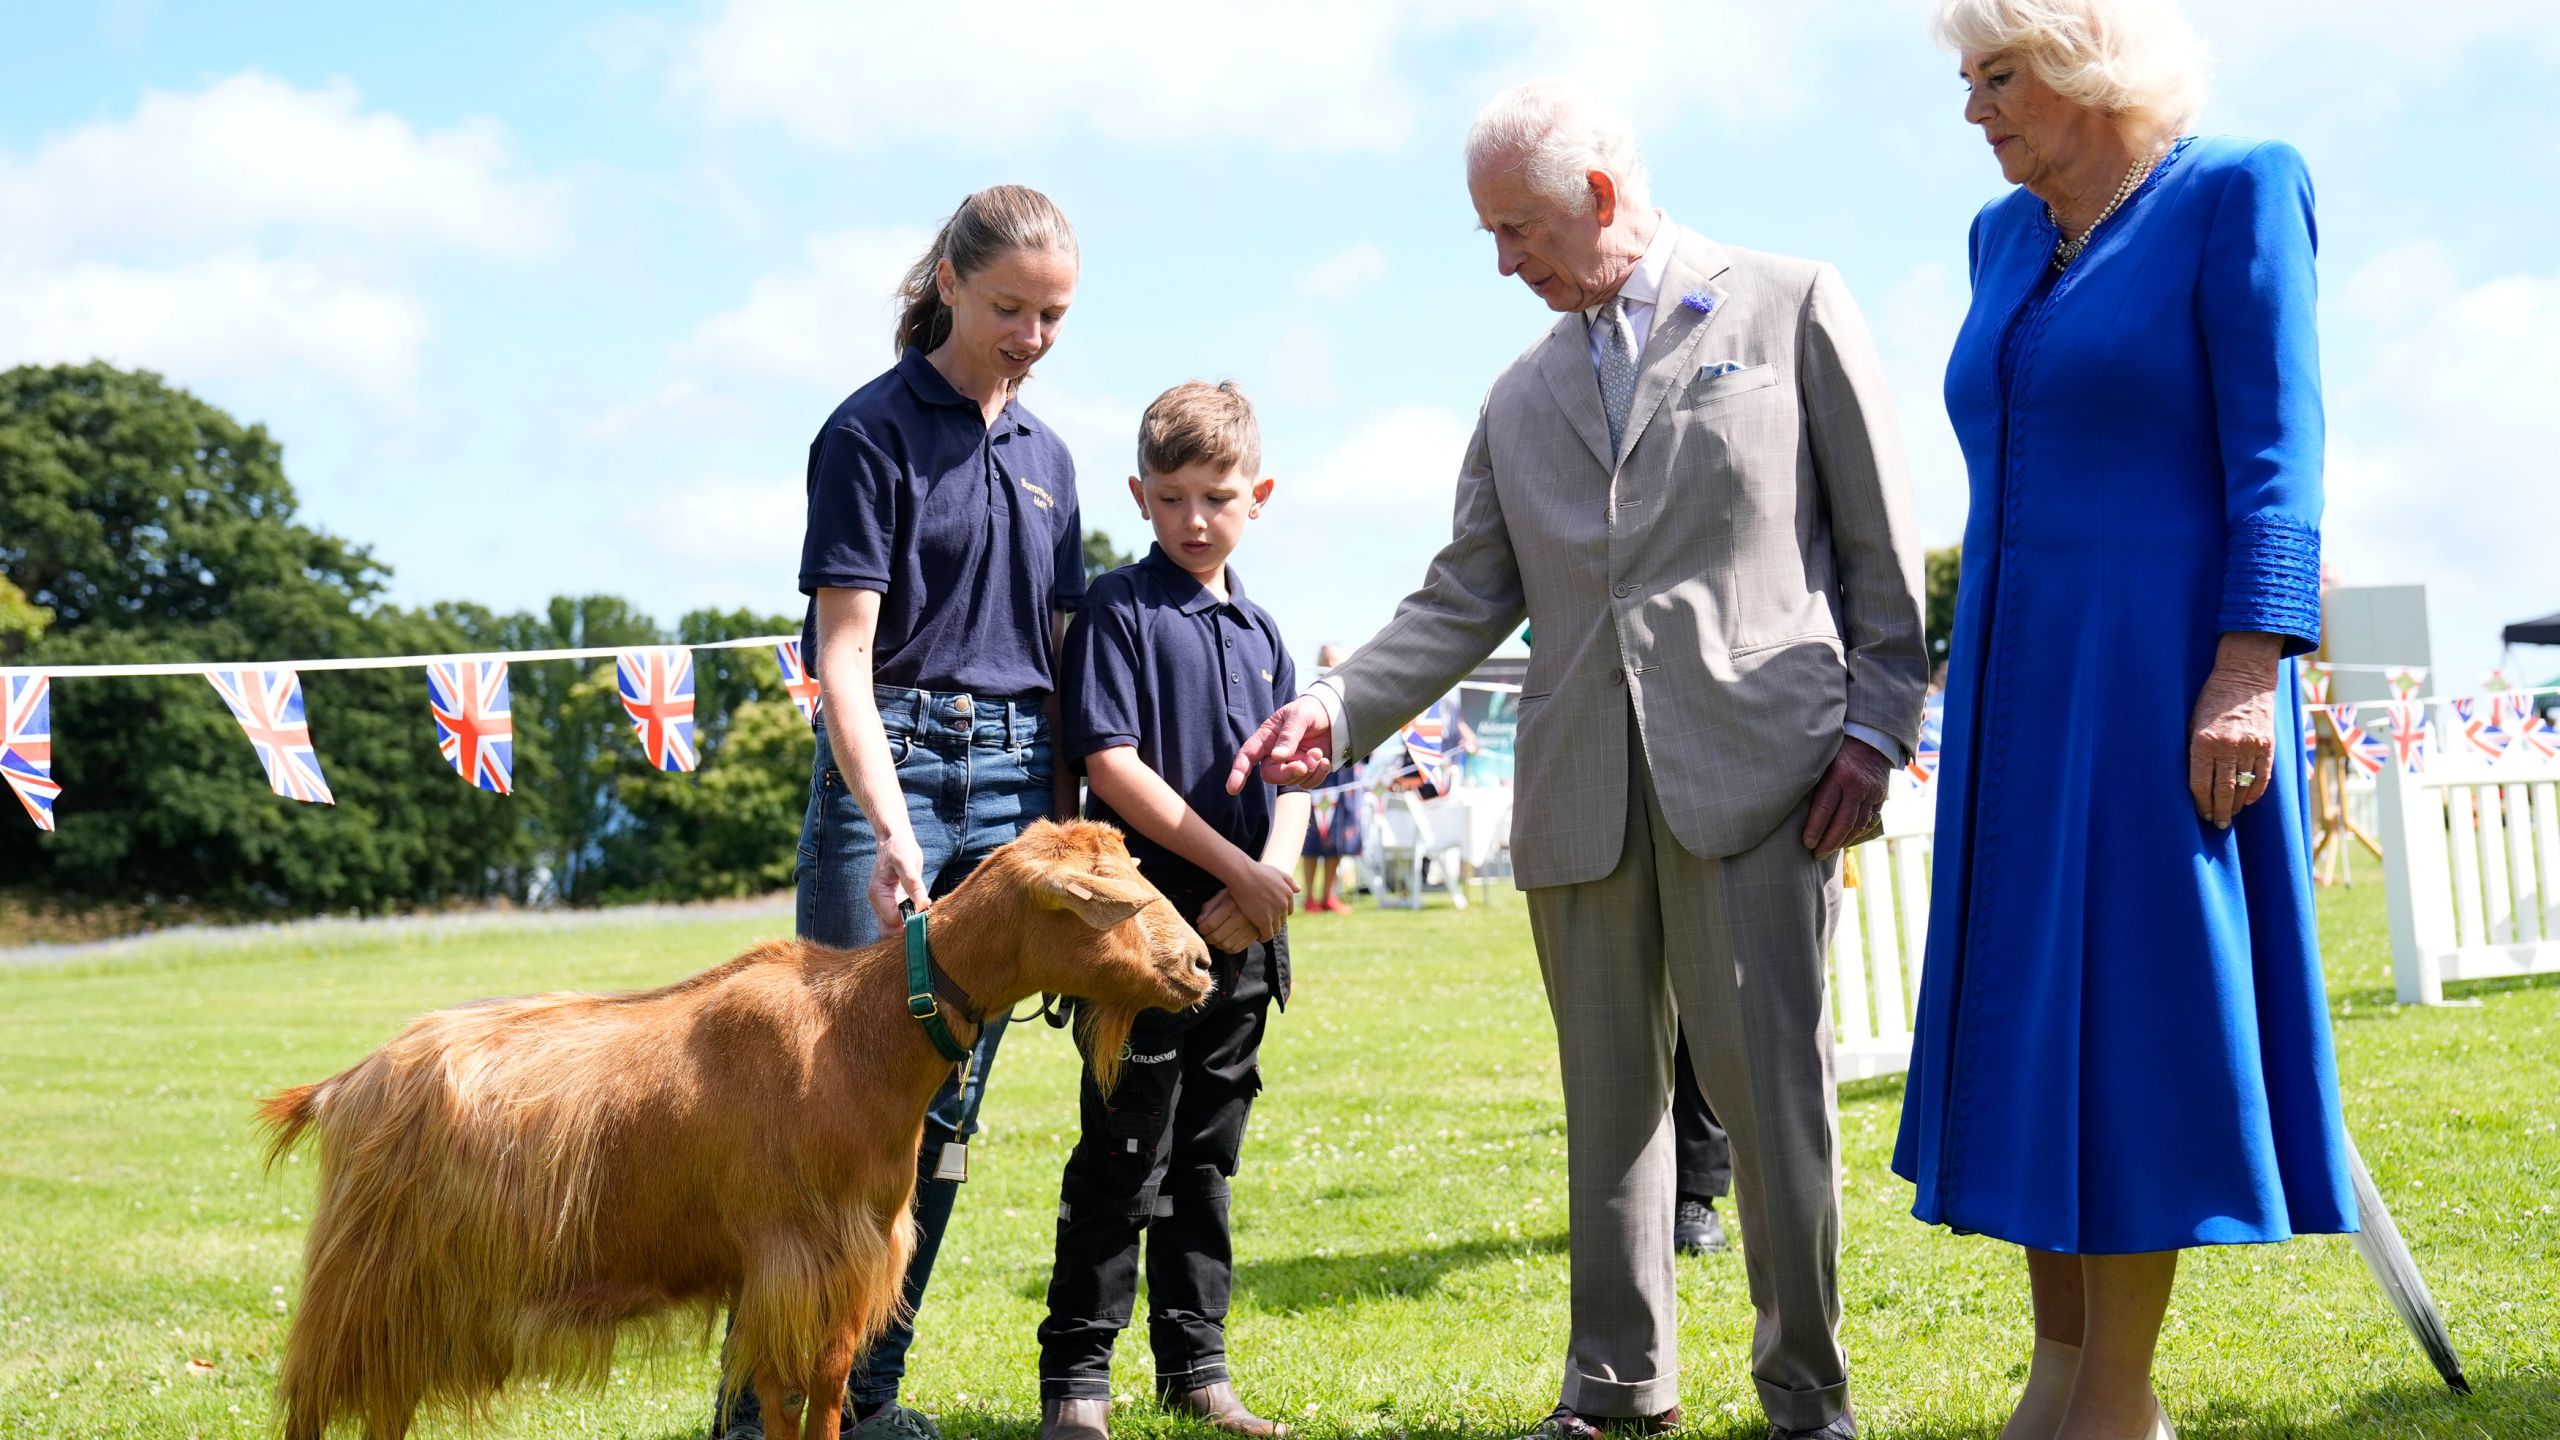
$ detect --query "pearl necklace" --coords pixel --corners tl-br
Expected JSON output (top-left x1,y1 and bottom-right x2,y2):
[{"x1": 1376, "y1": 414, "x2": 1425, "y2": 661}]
[{"x1": 2049, "y1": 145, "x2": 2162, "y2": 271}]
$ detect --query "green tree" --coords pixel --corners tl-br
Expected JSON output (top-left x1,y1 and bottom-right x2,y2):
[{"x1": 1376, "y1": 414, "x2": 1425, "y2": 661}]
[
  {"x1": 1925, "y1": 544, "x2": 1962, "y2": 665},
  {"x1": 1084, "y1": 528, "x2": 1138, "y2": 582},
  {"x1": 598, "y1": 698, "x2": 810, "y2": 902},
  {"x1": 582, "y1": 607, "x2": 805, "y2": 903},
  {"x1": 0, "y1": 573, "x2": 51, "y2": 659},
  {"x1": 0, "y1": 363, "x2": 528, "y2": 914},
  {"x1": 0, "y1": 362, "x2": 382, "y2": 634},
  {"x1": 483, "y1": 595, "x2": 666, "y2": 905}
]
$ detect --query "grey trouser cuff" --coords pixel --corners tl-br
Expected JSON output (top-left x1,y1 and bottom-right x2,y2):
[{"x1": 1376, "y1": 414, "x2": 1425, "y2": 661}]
[
  {"x1": 1559, "y1": 1366, "x2": 1679, "y2": 1418},
  {"x1": 1756, "y1": 1376, "x2": 1852, "y2": 1434}
]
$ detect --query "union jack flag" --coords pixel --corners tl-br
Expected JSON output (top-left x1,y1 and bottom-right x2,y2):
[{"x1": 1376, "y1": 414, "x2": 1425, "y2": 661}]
[
  {"x1": 773, "y1": 641, "x2": 822, "y2": 724},
  {"x1": 3, "y1": 670, "x2": 59, "y2": 831},
  {"x1": 1401, "y1": 698, "x2": 1458, "y2": 794},
  {"x1": 617, "y1": 648, "x2": 697, "y2": 772},
  {"x1": 2384, "y1": 700, "x2": 2431, "y2": 774},
  {"x1": 2296, "y1": 662, "x2": 2324, "y2": 760},
  {"x1": 2299, "y1": 660, "x2": 2331, "y2": 707},
  {"x1": 427, "y1": 659, "x2": 513, "y2": 794},
  {"x1": 1905, "y1": 748, "x2": 1941, "y2": 788},
  {"x1": 2515, "y1": 703, "x2": 2559, "y2": 762},
  {"x1": 2451, "y1": 696, "x2": 2511, "y2": 764},
  {"x1": 2326, "y1": 704, "x2": 2386, "y2": 778},
  {"x1": 207, "y1": 668, "x2": 334, "y2": 804}
]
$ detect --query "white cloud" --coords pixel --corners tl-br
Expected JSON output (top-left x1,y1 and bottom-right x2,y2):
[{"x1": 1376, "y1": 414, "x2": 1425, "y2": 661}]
[
  {"x1": 0, "y1": 73, "x2": 567, "y2": 417},
  {"x1": 1432, "y1": 0, "x2": 1898, "y2": 132},
  {"x1": 0, "y1": 251, "x2": 429, "y2": 410},
  {"x1": 1249, "y1": 404, "x2": 1478, "y2": 659},
  {"x1": 664, "y1": 0, "x2": 1419, "y2": 153},
  {"x1": 2321, "y1": 244, "x2": 2560, "y2": 683},
  {"x1": 1298, "y1": 243, "x2": 1392, "y2": 300},
  {"x1": 2206, "y1": 0, "x2": 2559, "y2": 76},
  {"x1": 0, "y1": 72, "x2": 564, "y2": 264},
  {"x1": 674, "y1": 227, "x2": 929, "y2": 392},
  {"x1": 650, "y1": 0, "x2": 1895, "y2": 158},
  {"x1": 628, "y1": 473, "x2": 808, "y2": 580}
]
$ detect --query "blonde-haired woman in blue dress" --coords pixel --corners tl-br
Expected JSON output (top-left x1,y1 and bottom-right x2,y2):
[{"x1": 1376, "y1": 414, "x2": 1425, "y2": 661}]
[{"x1": 1893, "y1": 3, "x2": 2358, "y2": 1438}]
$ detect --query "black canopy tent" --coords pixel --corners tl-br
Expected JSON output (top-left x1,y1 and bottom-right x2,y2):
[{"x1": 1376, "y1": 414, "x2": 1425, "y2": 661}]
[{"x1": 2505, "y1": 610, "x2": 2560, "y2": 648}]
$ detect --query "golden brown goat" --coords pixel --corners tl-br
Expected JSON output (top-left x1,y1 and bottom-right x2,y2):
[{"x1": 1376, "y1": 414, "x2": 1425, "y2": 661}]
[{"x1": 258, "y1": 819, "x2": 1212, "y2": 1440}]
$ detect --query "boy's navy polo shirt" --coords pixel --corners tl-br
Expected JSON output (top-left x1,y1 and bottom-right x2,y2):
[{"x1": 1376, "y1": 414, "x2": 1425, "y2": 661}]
[
  {"x1": 798, "y1": 347, "x2": 1085, "y2": 700},
  {"x1": 1063, "y1": 544, "x2": 1297, "y2": 908}
]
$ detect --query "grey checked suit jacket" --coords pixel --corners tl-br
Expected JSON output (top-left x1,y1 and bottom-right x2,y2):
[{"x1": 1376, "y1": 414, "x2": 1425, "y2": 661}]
[{"x1": 1331, "y1": 224, "x2": 1928, "y2": 887}]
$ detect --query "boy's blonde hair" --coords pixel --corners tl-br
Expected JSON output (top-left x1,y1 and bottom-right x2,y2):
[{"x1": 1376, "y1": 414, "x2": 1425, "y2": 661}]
[{"x1": 1138, "y1": 380, "x2": 1261, "y2": 479}]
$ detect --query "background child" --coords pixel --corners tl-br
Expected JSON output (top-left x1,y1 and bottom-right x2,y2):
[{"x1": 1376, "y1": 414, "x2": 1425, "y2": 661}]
[{"x1": 1296, "y1": 643, "x2": 1363, "y2": 912}]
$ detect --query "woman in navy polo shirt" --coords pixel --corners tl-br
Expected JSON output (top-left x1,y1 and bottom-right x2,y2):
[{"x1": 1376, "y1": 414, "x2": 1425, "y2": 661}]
[{"x1": 715, "y1": 184, "x2": 1086, "y2": 1440}]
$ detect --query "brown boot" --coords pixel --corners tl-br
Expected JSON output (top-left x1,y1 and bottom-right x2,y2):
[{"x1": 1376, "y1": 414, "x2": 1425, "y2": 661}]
[
  {"x1": 1161, "y1": 1381, "x2": 1291, "y2": 1438},
  {"x1": 1040, "y1": 1397, "x2": 1112, "y2": 1440}
]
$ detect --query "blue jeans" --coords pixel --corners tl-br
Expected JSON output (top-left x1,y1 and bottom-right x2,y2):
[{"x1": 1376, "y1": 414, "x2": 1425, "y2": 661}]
[{"x1": 717, "y1": 686, "x2": 1054, "y2": 1433}]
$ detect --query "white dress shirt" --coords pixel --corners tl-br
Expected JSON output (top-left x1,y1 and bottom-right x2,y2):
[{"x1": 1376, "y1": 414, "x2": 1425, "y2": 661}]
[
  {"x1": 1584, "y1": 212, "x2": 1677, "y2": 368},
  {"x1": 1303, "y1": 211, "x2": 1903, "y2": 783}
]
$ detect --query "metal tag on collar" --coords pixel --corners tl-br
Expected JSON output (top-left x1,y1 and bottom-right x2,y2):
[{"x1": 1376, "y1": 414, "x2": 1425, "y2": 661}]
[{"x1": 930, "y1": 1141, "x2": 970, "y2": 1184}]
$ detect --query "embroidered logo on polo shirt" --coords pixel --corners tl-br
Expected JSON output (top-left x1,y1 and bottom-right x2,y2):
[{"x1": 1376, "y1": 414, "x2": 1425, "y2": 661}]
[{"x1": 1016, "y1": 478, "x2": 1056, "y2": 510}]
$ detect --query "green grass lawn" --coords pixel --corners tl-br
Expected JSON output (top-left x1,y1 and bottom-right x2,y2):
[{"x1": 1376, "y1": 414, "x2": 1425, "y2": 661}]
[{"x1": 2, "y1": 882, "x2": 2553, "y2": 1439}]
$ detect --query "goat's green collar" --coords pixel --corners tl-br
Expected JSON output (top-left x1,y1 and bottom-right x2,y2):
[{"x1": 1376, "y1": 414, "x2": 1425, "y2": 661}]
[{"x1": 902, "y1": 907, "x2": 978, "y2": 1066}]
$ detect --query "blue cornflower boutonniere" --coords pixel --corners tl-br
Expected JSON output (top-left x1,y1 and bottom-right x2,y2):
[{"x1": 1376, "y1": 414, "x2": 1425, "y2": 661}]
[{"x1": 1680, "y1": 290, "x2": 1717, "y2": 314}]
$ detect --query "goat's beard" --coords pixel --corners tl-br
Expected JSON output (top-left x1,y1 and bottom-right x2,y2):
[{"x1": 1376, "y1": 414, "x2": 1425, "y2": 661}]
[{"x1": 1074, "y1": 1003, "x2": 1142, "y2": 1096}]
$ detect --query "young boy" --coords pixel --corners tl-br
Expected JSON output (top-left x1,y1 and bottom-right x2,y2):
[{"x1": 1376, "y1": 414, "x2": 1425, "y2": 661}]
[{"x1": 1039, "y1": 380, "x2": 1308, "y2": 1440}]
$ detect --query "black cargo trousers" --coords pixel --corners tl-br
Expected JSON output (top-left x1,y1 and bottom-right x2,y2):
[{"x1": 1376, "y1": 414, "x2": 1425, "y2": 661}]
[{"x1": 1036, "y1": 919, "x2": 1285, "y2": 1400}]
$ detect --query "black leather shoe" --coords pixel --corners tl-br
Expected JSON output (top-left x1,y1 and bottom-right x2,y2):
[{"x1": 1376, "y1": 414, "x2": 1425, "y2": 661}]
[
  {"x1": 1765, "y1": 1411, "x2": 1855, "y2": 1439},
  {"x1": 1674, "y1": 1196, "x2": 1729, "y2": 1256},
  {"x1": 1520, "y1": 1404, "x2": 1684, "y2": 1440}
]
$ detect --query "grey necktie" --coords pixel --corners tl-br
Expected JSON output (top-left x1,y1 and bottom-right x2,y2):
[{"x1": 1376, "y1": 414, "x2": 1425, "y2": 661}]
[{"x1": 1595, "y1": 295, "x2": 1638, "y2": 456}]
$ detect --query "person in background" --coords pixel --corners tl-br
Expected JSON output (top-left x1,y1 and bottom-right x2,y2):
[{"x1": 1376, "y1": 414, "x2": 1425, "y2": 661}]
[
  {"x1": 717, "y1": 183, "x2": 1087, "y2": 1440},
  {"x1": 1670, "y1": 1028, "x2": 1732, "y2": 1256},
  {"x1": 1298, "y1": 643, "x2": 1364, "y2": 912},
  {"x1": 1894, "y1": 4, "x2": 2357, "y2": 1438},
  {"x1": 1038, "y1": 380, "x2": 1308, "y2": 1440}
]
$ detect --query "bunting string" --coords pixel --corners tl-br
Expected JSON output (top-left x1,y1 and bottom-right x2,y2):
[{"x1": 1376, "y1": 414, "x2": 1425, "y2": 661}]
[{"x1": 1, "y1": 641, "x2": 2551, "y2": 832}]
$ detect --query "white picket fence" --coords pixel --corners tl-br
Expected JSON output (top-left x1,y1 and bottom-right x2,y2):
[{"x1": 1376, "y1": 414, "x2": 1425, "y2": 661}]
[
  {"x1": 2378, "y1": 732, "x2": 2560, "y2": 1004},
  {"x1": 1360, "y1": 779, "x2": 1941, "y2": 1078},
  {"x1": 1830, "y1": 787, "x2": 1936, "y2": 1081}
]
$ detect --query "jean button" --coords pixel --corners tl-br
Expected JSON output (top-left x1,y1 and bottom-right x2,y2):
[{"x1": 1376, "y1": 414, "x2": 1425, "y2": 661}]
[{"x1": 954, "y1": 695, "x2": 974, "y2": 715}]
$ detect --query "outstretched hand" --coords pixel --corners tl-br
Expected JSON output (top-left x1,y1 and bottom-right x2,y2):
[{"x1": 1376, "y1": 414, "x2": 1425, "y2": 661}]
[
  {"x1": 1802, "y1": 737, "x2": 1893, "y2": 858},
  {"x1": 1227, "y1": 696, "x2": 1336, "y2": 794}
]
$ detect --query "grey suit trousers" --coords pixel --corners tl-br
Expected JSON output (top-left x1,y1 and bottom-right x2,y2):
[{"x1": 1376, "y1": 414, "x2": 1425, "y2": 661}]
[{"x1": 1524, "y1": 715, "x2": 1849, "y2": 1432}]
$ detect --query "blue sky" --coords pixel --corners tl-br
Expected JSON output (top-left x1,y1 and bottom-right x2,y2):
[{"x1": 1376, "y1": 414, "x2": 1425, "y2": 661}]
[{"x1": 5, "y1": 1, "x2": 2557, "y2": 687}]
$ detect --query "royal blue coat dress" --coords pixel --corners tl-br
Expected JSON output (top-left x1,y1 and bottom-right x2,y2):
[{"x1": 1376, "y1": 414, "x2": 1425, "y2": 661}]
[{"x1": 1890, "y1": 136, "x2": 2359, "y2": 1254}]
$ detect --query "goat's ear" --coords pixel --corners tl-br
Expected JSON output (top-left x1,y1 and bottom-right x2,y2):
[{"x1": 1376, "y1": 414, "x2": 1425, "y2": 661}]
[{"x1": 1035, "y1": 870, "x2": 1156, "y2": 931}]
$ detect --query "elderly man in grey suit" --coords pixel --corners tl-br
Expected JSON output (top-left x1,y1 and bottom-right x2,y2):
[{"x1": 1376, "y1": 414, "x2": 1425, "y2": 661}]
[{"x1": 1230, "y1": 81, "x2": 1926, "y2": 1440}]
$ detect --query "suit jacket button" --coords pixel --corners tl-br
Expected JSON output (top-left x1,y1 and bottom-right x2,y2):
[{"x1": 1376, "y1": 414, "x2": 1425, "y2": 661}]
[
  {"x1": 1609, "y1": 670, "x2": 1624, "y2": 687},
  {"x1": 1613, "y1": 583, "x2": 1634, "y2": 598}
]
